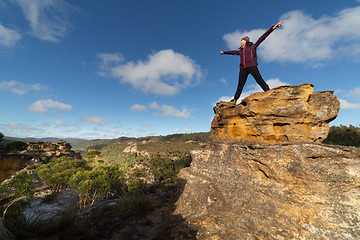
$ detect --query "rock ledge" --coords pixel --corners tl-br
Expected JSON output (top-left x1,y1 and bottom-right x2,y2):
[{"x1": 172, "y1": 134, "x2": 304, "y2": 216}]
[{"x1": 211, "y1": 83, "x2": 340, "y2": 144}]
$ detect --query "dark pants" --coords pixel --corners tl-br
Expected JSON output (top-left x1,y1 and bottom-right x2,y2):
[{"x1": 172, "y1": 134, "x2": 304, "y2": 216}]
[{"x1": 234, "y1": 66, "x2": 270, "y2": 100}]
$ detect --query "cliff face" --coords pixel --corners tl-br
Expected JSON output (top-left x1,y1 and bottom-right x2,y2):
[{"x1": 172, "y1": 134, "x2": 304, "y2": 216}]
[
  {"x1": 211, "y1": 84, "x2": 340, "y2": 144},
  {"x1": 172, "y1": 84, "x2": 360, "y2": 239},
  {"x1": 0, "y1": 140, "x2": 81, "y2": 183},
  {"x1": 174, "y1": 142, "x2": 360, "y2": 239}
]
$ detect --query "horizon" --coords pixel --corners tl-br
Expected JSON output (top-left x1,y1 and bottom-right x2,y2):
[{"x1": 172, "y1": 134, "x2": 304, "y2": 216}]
[{"x1": 1, "y1": 0, "x2": 360, "y2": 140}]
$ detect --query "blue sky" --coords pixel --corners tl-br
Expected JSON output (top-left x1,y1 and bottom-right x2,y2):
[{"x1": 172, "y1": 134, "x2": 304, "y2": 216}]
[{"x1": 1, "y1": 0, "x2": 360, "y2": 139}]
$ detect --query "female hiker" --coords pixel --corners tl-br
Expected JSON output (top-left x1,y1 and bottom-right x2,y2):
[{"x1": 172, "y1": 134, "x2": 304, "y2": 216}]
[{"x1": 220, "y1": 20, "x2": 283, "y2": 104}]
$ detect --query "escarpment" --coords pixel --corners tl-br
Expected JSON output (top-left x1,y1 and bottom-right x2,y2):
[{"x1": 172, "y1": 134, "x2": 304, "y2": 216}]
[
  {"x1": 171, "y1": 84, "x2": 360, "y2": 239},
  {"x1": 211, "y1": 83, "x2": 340, "y2": 144}
]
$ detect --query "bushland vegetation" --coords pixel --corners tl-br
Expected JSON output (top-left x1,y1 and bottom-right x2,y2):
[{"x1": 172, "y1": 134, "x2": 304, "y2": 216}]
[
  {"x1": 323, "y1": 125, "x2": 360, "y2": 147},
  {"x1": 0, "y1": 132, "x2": 201, "y2": 238},
  {"x1": 0, "y1": 133, "x2": 28, "y2": 153}
]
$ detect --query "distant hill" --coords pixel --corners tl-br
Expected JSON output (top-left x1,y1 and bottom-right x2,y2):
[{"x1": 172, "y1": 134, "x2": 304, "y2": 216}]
[
  {"x1": 71, "y1": 132, "x2": 210, "y2": 151},
  {"x1": 4, "y1": 136, "x2": 88, "y2": 144}
]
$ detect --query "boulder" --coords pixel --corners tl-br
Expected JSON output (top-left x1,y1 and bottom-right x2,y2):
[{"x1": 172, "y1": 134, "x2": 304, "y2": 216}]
[
  {"x1": 211, "y1": 83, "x2": 340, "y2": 144},
  {"x1": 174, "y1": 142, "x2": 360, "y2": 239}
]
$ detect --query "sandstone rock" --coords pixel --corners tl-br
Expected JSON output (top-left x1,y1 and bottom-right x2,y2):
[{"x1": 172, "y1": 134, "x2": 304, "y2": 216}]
[
  {"x1": 0, "y1": 153, "x2": 33, "y2": 182},
  {"x1": 23, "y1": 189, "x2": 78, "y2": 223},
  {"x1": 174, "y1": 142, "x2": 360, "y2": 239},
  {"x1": 211, "y1": 83, "x2": 340, "y2": 144},
  {"x1": 26, "y1": 140, "x2": 81, "y2": 161}
]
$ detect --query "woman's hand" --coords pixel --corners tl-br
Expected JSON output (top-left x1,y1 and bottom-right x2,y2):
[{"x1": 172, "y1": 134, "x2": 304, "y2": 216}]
[
  {"x1": 220, "y1": 51, "x2": 224, "y2": 55},
  {"x1": 273, "y1": 20, "x2": 283, "y2": 29}
]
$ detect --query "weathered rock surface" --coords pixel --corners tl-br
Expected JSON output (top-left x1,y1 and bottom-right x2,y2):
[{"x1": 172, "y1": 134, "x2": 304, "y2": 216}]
[
  {"x1": 211, "y1": 83, "x2": 340, "y2": 144},
  {"x1": 174, "y1": 142, "x2": 360, "y2": 239},
  {"x1": 0, "y1": 153, "x2": 33, "y2": 182},
  {"x1": 26, "y1": 140, "x2": 81, "y2": 160},
  {"x1": 0, "y1": 140, "x2": 81, "y2": 183}
]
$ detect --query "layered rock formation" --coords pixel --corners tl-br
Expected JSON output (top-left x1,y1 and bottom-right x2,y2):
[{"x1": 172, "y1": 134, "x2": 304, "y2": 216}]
[
  {"x1": 174, "y1": 142, "x2": 360, "y2": 239},
  {"x1": 0, "y1": 140, "x2": 81, "y2": 182},
  {"x1": 211, "y1": 83, "x2": 340, "y2": 144},
  {"x1": 26, "y1": 140, "x2": 81, "y2": 160},
  {"x1": 172, "y1": 84, "x2": 360, "y2": 239}
]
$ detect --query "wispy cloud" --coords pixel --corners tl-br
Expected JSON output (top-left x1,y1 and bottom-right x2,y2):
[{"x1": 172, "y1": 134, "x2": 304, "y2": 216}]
[
  {"x1": 107, "y1": 129, "x2": 123, "y2": 135},
  {"x1": 11, "y1": 0, "x2": 77, "y2": 42},
  {"x1": 1, "y1": 122, "x2": 42, "y2": 136},
  {"x1": 130, "y1": 104, "x2": 147, "y2": 112},
  {"x1": 104, "y1": 49, "x2": 203, "y2": 96},
  {"x1": 173, "y1": 128, "x2": 192, "y2": 133},
  {"x1": 27, "y1": 99, "x2": 73, "y2": 113},
  {"x1": 0, "y1": 80, "x2": 46, "y2": 94},
  {"x1": 97, "y1": 52, "x2": 125, "y2": 76},
  {"x1": 339, "y1": 99, "x2": 360, "y2": 109},
  {"x1": 215, "y1": 78, "x2": 288, "y2": 104},
  {"x1": 54, "y1": 120, "x2": 66, "y2": 127},
  {"x1": 349, "y1": 88, "x2": 360, "y2": 99},
  {"x1": 241, "y1": 78, "x2": 288, "y2": 99},
  {"x1": 0, "y1": 23, "x2": 21, "y2": 47},
  {"x1": 219, "y1": 78, "x2": 227, "y2": 86},
  {"x1": 223, "y1": 6, "x2": 360, "y2": 66},
  {"x1": 149, "y1": 101, "x2": 191, "y2": 119},
  {"x1": 82, "y1": 115, "x2": 108, "y2": 126}
]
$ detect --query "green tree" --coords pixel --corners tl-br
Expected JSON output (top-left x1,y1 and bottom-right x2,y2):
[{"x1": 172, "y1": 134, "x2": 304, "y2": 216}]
[
  {"x1": 0, "y1": 132, "x2": 5, "y2": 152},
  {"x1": 0, "y1": 172, "x2": 33, "y2": 219},
  {"x1": 86, "y1": 150, "x2": 101, "y2": 164},
  {"x1": 324, "y1": 125, "x2": 360, "y2": 147},
  {"x1": 69, "y1": 165, "x2": 125, "y2": 208},
  {"x1": 4, "y1": 141, "x2": 28, "y2": 153},
  {"x1": 37, "y1": 157, "x2": 89, "y2": 192}
]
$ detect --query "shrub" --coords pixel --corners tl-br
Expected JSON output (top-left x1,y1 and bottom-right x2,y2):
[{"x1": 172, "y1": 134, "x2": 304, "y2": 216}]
[
  {"x1": 37, "y1": 157, "x2": 89, "y2": 192},
  {"x1": 324, "y1": 125, "x2": 360, "y2": 147},
  {"x1": 69, "y1": 165, "x2": 125, "y2": 208},
  {"x1": 3, "y1": 141, "x2": 28, "y2": 153},
  {"x1": 0, "y1": 172, "x2": 33, "y2": 219}
]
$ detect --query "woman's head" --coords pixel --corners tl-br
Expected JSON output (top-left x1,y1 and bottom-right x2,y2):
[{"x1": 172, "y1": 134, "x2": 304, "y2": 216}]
[{"x1": 241, "y1": 36, "x2": 250, "y2": 47}]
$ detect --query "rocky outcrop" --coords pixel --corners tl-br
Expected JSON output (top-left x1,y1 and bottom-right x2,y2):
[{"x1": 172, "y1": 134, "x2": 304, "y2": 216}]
[
  {"x1": 0, "y1": 153, "x2": 33, "y2": 182},
  {"x1": 26, "y1": 140, "x2": 81, "y2": 160},
  {"x1": 0, "y1": 140, "x2": 81, "y2": 183},
  {"x1": 211, "y1": 84, "x2": 340, "y2": 144},
  {"x1": 174, "y1": 142, "x2": 360, "y2": 239}
]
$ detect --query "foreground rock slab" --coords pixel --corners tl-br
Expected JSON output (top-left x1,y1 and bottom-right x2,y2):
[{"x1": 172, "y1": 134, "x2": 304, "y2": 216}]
[
  {"x1": 211, "y1": 83, "x2": 340, "y2": 144},
  {"x1": 174, "y1": 142, "x2": 360, "y2": 239}
]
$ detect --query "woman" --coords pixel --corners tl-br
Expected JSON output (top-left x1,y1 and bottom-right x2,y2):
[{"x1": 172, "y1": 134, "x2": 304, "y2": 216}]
[{"x1": 220, "y1": 20, "x2": 283, "y2": 104}]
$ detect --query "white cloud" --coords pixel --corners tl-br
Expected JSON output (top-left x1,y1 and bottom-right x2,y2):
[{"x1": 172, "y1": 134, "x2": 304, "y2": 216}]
[
  {"x1": 107, "y1": 129, "x2": 123, "y2": 135},
  {"x1": 0, "y1": 23, "x2": 21, "y2": 47},
  {"x1": 219, "y1": 78, "x2": 227, "y2": 85},
  {"x1": 98, "y1": 53, "x2": 124, "y2": 67},
  {"x1": 173, "y1": 128, "x2": 192, "y2": 133},
  {"x1": 12, "y1": 0, "x2": 77, "y2": 42},
  {"x1": 27, "y1": 99, "x2": 73, "y2": 113},
  {"x1": 109, "y1": 49, "x2": 203, "y2": 96},
  {"x1": 339, "y1": 99, "x2": 360, "y2": 109},
  {"x1": 3, "y1": 122, "x2": 19, "y2": 128},
  {"x1": 1, "y1": 122, "x2": 42, "y2": 136},
  {"x1": 97, "y1": 52, "x2": 125, "y2": 76},
  {"x1": 149, "y1": 101, "x2": 190, "y2": 119},
  {"x1": 130, "y1": 104, "x2": 147, "y2": 112},
  {"x1": 0, "y1": 80, "x2": 46, "y2": 94},
  {"x1": 82, "y1": 115, "x2": 108, "y2": 126},
  {"x1": 54, "y1": 120, "x2": 65, "y2": 127},
  {"x1": 349, "y1": 88, "x2": 360, "y2": 98},
  {"x1": 215, "y1": 95, "x2": 233, "y2": 104},
  {"x1": 240, "y1": 78, "x2": 288, "y2": 99},
  {"x1": 215, "y1": 78, "x2": 288, "y2": 105},
  {"x1": 223, "y1": 6, "x2": 360, "y2": 65}
]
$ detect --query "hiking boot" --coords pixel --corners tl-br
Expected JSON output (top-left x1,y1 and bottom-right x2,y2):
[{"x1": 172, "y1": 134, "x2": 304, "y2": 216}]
[{"x1": 229, "y1": 99, "x2": 237, "y2": 104}]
